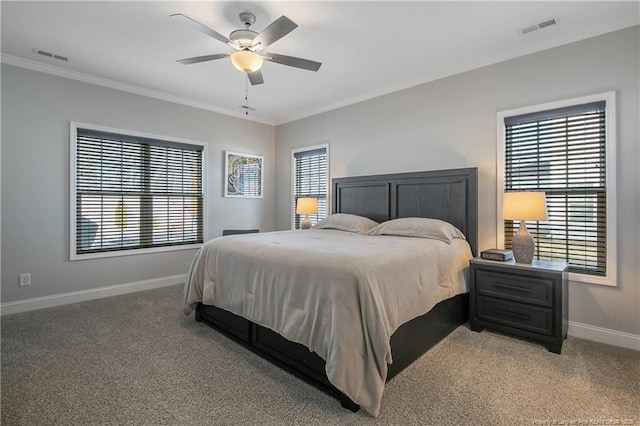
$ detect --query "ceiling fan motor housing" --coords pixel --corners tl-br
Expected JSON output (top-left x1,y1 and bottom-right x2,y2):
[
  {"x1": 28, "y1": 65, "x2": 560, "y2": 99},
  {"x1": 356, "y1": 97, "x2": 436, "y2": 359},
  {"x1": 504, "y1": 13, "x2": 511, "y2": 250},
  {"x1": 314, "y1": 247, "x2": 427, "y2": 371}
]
[{"x1": 230, "y1": 29, "x2": 258, "y2": 48}]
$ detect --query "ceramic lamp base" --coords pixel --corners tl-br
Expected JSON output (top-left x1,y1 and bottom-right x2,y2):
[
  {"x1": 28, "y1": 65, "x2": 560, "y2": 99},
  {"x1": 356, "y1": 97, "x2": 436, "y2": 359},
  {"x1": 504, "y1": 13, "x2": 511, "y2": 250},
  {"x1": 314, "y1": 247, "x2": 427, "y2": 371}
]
[
  {"x1": 512, "y1": 220, "x2": 535, "y2": 263},
  {"x1": 301, "y1": 215, "x2": 312, "y2": 229}
]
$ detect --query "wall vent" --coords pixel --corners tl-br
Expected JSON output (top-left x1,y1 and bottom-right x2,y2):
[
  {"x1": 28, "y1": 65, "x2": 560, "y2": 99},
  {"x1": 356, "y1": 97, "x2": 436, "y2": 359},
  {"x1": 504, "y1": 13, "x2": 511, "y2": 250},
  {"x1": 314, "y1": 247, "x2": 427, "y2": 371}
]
[
  {"x1": 520, "y1": 17, "x2": 558, "y2": 35},
  {"x1": 33, "y1": 48, "x2": 69, "y2": 62}
]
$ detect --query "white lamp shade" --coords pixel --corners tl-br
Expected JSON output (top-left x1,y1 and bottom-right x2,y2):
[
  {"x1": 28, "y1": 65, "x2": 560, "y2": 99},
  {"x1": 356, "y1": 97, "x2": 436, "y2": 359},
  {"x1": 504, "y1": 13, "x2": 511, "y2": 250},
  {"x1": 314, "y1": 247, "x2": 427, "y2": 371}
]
[
  {"x1": 502, "y1": 191, "x2": 548, "y2": 221},
  {"x1": 230, "y1": 50, "x2": 264, "y2": 73},
  {"x1": 296, "y1": 197, "x2": 318, "y2": 215}
]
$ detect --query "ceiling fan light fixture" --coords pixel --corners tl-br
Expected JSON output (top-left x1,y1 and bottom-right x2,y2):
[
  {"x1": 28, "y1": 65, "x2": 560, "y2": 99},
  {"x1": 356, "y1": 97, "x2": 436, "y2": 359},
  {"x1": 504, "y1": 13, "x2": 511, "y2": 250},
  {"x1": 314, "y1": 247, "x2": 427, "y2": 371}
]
[{"x1": 230, "y1": 50, "x2": 263, "y2": 73}]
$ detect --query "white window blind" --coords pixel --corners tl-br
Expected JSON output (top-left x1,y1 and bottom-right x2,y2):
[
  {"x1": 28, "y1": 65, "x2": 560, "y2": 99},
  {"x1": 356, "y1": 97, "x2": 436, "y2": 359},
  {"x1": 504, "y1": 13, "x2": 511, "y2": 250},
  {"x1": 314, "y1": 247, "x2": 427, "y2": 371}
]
[
  {"x1": 293, "y1": 147, "x2": 328, "y2": 229},
  {"x1": 504, "y1": 101, "x2": 607, "y2": 276},
  {"x1": 74, "y1": 127, "x2": 203, "y2": 256}
]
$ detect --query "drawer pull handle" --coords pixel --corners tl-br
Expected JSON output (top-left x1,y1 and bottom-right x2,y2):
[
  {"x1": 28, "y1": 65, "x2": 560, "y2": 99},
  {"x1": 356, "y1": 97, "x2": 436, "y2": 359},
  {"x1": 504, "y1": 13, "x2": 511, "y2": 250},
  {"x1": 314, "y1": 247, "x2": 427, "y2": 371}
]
[
  {"x1": 494, "y1": 308, "x2": 530, "y2": 320},
  {"x1": 494, "y1": 283, "x2": 531, "y2": 293}
]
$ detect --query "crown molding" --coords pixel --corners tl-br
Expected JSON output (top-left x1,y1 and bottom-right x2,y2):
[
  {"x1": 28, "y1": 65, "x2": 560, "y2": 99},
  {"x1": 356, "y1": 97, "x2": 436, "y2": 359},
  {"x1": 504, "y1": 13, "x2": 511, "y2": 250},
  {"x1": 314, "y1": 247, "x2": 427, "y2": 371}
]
[{"x1": 0, "y1": 53, "x2": 275, "y2": 126}]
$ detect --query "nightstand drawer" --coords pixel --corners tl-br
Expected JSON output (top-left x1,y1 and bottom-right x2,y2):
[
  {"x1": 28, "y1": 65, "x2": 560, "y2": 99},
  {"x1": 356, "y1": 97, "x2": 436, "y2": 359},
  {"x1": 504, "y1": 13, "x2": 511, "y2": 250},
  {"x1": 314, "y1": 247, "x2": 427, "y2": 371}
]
[
  {"x1": 476, "y1": 269, "x2": 553, "y2": 307},
  {"x1": 476, "y1": 296, "x2": 552, "y2": 336}
]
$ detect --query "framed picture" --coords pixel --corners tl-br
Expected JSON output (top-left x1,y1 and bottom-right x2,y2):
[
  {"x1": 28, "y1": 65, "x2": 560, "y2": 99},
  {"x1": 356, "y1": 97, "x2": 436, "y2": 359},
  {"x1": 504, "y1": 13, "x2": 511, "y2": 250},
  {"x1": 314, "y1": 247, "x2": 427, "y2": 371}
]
[{"x1": 224, "y1": 151, "x2": 264, "y2": 198}]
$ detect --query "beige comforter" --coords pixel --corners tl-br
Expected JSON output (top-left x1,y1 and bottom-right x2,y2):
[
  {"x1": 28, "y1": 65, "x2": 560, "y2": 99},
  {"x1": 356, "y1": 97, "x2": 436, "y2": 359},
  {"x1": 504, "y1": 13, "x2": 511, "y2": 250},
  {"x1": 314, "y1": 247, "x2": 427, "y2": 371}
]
[{"x1": 183, "y1": 229, "x2": 472, "y2": 416}]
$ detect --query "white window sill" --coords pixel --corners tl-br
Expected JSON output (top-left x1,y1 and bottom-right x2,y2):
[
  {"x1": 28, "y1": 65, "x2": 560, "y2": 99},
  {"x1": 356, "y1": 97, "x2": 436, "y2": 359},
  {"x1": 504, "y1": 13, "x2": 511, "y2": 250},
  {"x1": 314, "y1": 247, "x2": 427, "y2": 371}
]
[
  {"x1": 70, "y1": 243, "x2": 202, "y2": 261},
  {"x1": 569, "y1": 271, "x2": 616, "y2": 287}
]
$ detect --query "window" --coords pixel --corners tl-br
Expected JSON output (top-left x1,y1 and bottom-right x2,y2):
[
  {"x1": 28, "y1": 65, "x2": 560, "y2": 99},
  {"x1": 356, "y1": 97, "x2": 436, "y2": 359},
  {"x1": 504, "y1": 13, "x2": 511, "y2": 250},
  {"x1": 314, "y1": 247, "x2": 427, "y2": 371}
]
[
  {"x1": 71, "y1": 123, "x2": 205, "y2": 260},
  {"x1": 292, "y1": 145, "x2": 328, "y2": 229},
  {"x1": 497, "y1": 92, "x2": 616, "y2": 286}
]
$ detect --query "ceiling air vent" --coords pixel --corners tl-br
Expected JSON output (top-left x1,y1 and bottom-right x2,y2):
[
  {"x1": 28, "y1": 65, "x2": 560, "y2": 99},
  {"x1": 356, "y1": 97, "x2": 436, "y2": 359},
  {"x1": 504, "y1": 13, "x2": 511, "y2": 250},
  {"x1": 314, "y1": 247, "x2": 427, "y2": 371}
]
[
  {"x1": 520, "y1": 18, "x2": 558, "y2": 35},
  {"x1": 32, "y1": 48, "x2": 69, "y2": 62}
]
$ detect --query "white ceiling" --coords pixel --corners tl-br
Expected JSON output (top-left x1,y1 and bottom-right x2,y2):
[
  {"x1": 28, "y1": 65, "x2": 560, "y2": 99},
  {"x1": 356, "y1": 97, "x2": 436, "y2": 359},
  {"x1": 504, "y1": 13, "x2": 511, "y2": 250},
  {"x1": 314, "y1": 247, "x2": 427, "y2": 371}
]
[{"x1": 2, "y1": 1, "x2": 638, "y2": 125}]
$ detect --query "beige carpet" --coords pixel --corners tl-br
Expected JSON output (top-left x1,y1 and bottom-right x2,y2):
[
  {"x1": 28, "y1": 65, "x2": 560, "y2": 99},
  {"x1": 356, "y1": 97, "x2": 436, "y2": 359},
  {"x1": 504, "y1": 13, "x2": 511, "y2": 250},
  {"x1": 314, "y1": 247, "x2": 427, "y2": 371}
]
[{"x1": 2, "y1": 284, "x2": 638, "y2": 425}]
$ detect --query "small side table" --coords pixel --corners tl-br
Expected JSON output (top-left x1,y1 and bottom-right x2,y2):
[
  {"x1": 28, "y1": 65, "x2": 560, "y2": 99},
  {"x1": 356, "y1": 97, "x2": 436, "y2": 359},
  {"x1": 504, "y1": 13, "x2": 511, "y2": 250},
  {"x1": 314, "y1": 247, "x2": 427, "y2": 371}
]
[{"x1": 469, "y1": 258, "x2": 568, "y2": 354}]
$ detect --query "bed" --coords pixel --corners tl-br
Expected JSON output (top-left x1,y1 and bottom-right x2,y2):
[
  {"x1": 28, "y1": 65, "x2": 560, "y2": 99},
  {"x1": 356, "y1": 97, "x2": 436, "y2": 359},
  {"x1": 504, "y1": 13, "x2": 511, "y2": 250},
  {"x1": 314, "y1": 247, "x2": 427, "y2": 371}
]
[{"x1": 183, "y1": 167, "x2": 478, "y2": 416}]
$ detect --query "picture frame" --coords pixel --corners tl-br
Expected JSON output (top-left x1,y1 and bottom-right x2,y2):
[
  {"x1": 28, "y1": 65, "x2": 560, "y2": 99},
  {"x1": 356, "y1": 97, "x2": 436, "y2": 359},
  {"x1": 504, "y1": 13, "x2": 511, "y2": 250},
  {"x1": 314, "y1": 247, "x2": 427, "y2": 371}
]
[{"x1": 224, "y1": 151, "x2": 264, "y2": 198}]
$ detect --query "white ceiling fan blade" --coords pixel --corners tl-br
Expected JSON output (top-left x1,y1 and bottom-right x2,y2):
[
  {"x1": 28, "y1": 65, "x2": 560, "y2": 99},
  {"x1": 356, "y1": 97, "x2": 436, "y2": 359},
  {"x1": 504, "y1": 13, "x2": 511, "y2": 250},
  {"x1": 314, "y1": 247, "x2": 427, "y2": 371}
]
[
  {"x1": 252, "y1": 16, "x2": 297, "y2": 49},
  {"x1": 247, "y1": 70, "x2": 264, "y2": 85},
  {"x1": 177, "y1": 53, "x2": 229, "y2": 65},
  {"x1": 264, "y1": 53, "x2": 321, "y2": 72},
  {"x1": 171, "y1": 13, "x2": 232, "y2": 46}
]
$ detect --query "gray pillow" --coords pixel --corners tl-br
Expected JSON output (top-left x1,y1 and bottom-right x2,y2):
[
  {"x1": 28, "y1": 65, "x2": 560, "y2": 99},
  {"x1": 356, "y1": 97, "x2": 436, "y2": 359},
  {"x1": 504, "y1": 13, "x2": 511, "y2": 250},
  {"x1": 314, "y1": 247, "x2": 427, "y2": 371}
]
[
  {"x1": 312, "y1": 213, "x2": 379, "y2": 234},
  {"x1": 367, "y1": 217, "x2": 465, "y2": 243}
]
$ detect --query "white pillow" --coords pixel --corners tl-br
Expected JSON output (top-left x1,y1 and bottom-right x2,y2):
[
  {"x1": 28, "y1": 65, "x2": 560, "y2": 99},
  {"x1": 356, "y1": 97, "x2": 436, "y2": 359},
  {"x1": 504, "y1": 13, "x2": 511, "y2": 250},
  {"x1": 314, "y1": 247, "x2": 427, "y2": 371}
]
[
  {"x1": 367, "y1": 217, "x2": 465, "y2": 243},
  {"x1": 312, "y1": 213, "x2": 379, "y2": 234}
]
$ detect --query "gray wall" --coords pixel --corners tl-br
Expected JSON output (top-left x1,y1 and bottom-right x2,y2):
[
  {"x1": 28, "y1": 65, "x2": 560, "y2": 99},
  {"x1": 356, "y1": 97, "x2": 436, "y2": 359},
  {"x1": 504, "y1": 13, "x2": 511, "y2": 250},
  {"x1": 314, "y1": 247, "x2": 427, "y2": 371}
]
[
  {"x1": 1, "y1": 64, "x2": 275, "y2": 302},
  {"x1": 275, "y1": 26, "x2": 640, "y2": 335},
  {"x1": 2, "y1": 26, "x2": 638, "y2": 336}
]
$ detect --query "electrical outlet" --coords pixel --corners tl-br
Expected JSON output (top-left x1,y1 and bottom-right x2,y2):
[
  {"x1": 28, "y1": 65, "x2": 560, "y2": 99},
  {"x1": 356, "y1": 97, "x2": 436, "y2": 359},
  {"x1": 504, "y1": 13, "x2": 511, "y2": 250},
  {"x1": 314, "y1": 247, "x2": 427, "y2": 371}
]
[{"x1": 19, "y1": 273, "x2": 31, "y2": 287}]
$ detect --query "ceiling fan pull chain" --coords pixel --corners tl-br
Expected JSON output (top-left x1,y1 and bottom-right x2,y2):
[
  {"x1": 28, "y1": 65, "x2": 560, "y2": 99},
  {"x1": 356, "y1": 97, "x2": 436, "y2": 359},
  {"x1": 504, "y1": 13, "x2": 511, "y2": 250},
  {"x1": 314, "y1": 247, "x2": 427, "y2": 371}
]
[{"x1": 245, "y1": 77, "x2": 250, "y2": 115}]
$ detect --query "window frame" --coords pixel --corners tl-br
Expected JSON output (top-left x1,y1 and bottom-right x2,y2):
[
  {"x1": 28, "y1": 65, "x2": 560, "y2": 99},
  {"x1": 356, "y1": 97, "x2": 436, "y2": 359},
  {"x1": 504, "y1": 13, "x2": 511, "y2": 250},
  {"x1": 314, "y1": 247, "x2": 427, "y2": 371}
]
[
  {"x1": 69, "y1": 121, "x2": 208, "y2": 261},
  {"x1": 496, "y1": 92, "x2": 617, "y2": 286},
  {"x1": 290, "y1": 143, "x2": 329, "y2": 230}
]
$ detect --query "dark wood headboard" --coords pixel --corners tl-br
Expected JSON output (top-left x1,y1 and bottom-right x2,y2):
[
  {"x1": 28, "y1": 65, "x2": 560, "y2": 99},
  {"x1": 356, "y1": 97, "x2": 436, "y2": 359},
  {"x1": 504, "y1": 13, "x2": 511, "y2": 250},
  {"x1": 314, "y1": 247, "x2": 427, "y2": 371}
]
[{"x1": 332, "y1": 168, "x2": 478, "y2": 256}]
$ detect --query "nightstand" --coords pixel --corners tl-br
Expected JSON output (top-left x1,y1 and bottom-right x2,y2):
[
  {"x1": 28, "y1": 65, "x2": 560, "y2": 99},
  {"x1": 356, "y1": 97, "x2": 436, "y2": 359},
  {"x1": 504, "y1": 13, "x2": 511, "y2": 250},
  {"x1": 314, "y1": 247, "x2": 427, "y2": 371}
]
[{"x1": 469, "y1": 258, "x2": 568, "y2": 354}]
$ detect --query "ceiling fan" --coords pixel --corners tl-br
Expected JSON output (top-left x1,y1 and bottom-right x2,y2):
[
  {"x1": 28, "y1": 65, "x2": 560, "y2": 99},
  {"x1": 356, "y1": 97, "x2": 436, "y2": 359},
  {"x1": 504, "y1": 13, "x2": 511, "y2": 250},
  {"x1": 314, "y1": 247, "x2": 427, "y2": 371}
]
[{"x1": 171, "y1": 12, "x2": 322, "y2": 85}]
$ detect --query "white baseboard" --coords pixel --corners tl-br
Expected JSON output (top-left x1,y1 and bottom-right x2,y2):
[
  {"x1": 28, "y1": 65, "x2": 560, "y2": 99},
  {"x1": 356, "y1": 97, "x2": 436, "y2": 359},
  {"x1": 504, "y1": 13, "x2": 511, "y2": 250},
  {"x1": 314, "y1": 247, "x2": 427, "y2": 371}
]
[
  {"x1": 3, "y1": 282, "x2": 638, "y2": 351},
  {"x1": 568, "y1": 321, "x2": 640, "y2": 351},
  {"x1": 0, "y1": 274, "x2": 186, "y2": 316}
]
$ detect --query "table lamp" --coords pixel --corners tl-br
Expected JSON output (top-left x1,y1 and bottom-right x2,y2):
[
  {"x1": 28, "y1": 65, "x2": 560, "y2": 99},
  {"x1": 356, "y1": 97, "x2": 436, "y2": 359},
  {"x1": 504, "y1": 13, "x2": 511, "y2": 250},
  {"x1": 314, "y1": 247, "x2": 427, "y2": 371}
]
[
  {"x1": 296, "y1": 197, "x2": 318, "y2": 229},
  {"x1": 502, "y1": 191, "x2": 548, "y2": 263}
]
